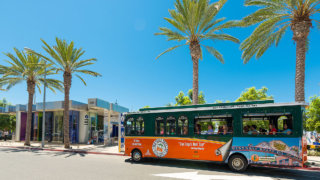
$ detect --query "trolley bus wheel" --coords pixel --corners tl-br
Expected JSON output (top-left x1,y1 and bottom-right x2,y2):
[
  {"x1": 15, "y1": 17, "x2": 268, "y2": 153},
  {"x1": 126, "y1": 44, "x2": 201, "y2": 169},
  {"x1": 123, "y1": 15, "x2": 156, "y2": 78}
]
[
  {"x1": 131, "y1": 149, "x2": 142, "y2": 162},
  {"x1": 228, "y1": 155, "x2": 248, "y2": 172}
]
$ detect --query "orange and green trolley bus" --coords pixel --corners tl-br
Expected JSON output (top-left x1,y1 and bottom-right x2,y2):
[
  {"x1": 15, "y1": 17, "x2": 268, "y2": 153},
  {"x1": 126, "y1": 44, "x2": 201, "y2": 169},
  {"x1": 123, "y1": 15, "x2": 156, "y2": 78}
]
[{"x1": 123, "y1": 100, "x2": 308, "y2": 172}]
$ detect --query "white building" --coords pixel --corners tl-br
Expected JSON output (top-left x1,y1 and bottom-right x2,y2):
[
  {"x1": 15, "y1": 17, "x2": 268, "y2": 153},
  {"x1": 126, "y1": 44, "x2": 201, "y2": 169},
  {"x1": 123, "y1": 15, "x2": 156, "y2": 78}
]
[{"x1": 15, "y1": 98, "x2": 128, "y2": 144}]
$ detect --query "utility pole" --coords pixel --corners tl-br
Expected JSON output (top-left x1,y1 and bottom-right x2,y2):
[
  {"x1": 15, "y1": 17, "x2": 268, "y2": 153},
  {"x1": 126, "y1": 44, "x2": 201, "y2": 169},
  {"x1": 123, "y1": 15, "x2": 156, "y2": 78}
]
[
  {"x1": 107, "y1": 103, "x2": 112, "y2": 145},
  {"x1": 41, "y1": 61, "x2": 47, "y2": 148}
]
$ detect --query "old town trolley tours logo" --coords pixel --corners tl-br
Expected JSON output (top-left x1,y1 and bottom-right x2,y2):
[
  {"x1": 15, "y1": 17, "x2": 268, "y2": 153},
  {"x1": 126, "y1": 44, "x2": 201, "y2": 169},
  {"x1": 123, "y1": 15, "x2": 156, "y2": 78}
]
[{"x1": 152, "y1": 138, "x2": 168, "y2": 157}]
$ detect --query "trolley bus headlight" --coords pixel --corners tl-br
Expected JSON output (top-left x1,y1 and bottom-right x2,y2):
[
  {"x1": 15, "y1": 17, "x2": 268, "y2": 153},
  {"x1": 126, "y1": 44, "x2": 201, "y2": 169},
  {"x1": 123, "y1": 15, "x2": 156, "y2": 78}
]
[{"x1": 216, "y1": 149, "x2": 221, "y2": 156}]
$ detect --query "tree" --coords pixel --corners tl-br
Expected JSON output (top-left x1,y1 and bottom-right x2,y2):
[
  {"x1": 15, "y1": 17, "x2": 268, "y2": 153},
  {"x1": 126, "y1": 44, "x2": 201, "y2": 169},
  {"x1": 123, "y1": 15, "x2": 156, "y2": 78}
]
[
  {"x1": 155, "y1": 0, "x2": 239, "y2": 104},
  {"x1": 27, "y1": 38, "x2": 101, "y2": 148},
  {"x1": 175, "y1": 91, "x2": 192, "y2": 106},
  {"x1": 174, "y1": 89, "x2": 206, "y2": 106},
  {"x1": 0, "y1": 98, "x2": 11, "y2": 107},
  {"x1": 166, "y1": 103, "x2": 174, "y2": 107},
  {"x1": 188, "y1": 89, "x2": 206, "y2": 104},
  {"x1": 0, "y1": 114, "x2": 16, "y2": 132},
  {"x1": 305, "y1": 96, "x2": 320, "y2": 133},
  {"x1": 0, "y1": 48, "x2": 62, "y2": 146},
  {"x1": 236, "y1": 87, "x2": 273, "y2": 102},
  {"x1": 239, "y1": 0, "x2": 320, "y2": 102}
]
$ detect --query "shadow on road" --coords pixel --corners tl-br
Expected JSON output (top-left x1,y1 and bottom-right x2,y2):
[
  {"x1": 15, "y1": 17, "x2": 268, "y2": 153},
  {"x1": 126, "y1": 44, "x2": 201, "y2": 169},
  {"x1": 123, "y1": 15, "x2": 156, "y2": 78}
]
[
  {"x1": 0, "y1": 147, "x2": 87, "y2": 158},
  {"x1": 125, "y1": 157, "x2": 320, "y2": 180}
]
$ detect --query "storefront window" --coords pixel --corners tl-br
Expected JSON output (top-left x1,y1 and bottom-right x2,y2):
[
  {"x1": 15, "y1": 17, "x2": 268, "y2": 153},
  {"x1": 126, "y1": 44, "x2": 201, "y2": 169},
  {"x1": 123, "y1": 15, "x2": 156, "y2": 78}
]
[{"x1": 53, "y1": 112, "x2": 63, "y2": 142}]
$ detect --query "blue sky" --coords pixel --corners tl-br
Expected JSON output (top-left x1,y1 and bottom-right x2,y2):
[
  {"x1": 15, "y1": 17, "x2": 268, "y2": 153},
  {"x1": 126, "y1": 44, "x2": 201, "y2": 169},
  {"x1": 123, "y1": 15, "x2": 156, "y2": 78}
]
[{"x1": 1, "y1": 0, "x2": 320, "y2": 111}]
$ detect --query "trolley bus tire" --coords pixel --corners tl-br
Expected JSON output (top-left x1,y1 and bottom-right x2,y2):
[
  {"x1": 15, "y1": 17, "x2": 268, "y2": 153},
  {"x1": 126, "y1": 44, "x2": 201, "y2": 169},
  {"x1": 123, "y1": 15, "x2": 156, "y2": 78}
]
[
  {"x1": 228, "y1": 154, "x2": 248, "y2": 172},
  {"x1": 131, "y1": 149, "x2": 143, "y2": 162}
]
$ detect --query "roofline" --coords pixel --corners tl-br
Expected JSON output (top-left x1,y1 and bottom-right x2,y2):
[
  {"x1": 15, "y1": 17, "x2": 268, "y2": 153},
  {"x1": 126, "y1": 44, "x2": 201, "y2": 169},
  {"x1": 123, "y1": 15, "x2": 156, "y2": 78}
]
[{"x1": 127, "y1": 102, "x2": 307, "y2": 115}]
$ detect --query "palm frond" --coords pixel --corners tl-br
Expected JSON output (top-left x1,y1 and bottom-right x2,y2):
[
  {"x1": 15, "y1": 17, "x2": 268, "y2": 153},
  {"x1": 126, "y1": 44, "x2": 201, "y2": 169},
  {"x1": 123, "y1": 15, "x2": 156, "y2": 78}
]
[
  {"x1": 155, "y1": 44, "x2": 186, "y2": 59},
  {"x1": 206, "y1": 33, "x2": 240, "y2": 43},
  {"x1": 75, "y1": 74, "x2": 87, "y2": 86},
  {"x1": 203, "y1": 45, "x2": 224, "y2": 63},
  {"x1": 199, "y1": 0, "x2": 226, "y2": 32},
  {"x1": 0, "y1": 77, "x2": 24, "y2": 90},
  {"x1": 240, "y1": 7, "x2": 280, "y2": 27},
  {"x1": 201, "y1": 17, "x2": 226, "y2": 33},
  {"x1": 36, "y1": 82, "x2": 42, "y2": 94},
  {"x1": 245, "y1": 0, "x2": 284, "y2": 8},
  {"x1": 156, "y1": 0, "x2": 238, "y2": 62},
  {"x1": 1, "y1": 48, "x2": 62, "y2": 94},
  {"x1": 71, "y1": 58, "x2": 97, "y2": 70},
  {"x1": 209, "y1": 20, "x2": 242, "y2": 33},
  {"x1": 73, "y1": 69, "x2": 101, "y2": 77},
  {"x1": 155, "y1": 27, "x2": 187, "y2": 41},
  {"x1": 242, "y1": 24, "x2": 289, "y2": 63},
  {"x1": 38, "y1": 78, "x2": 63, "y2": 93}
]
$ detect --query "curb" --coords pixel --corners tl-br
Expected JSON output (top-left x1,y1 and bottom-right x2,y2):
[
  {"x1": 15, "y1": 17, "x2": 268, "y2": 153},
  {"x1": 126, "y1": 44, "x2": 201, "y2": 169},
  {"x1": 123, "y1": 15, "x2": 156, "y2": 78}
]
[
  {"x1": 252, "y1": 164, "x2": 320, "y2": 172},
  {"x1": 0, "y1": 145, "x2": 125, "y2": 156}
]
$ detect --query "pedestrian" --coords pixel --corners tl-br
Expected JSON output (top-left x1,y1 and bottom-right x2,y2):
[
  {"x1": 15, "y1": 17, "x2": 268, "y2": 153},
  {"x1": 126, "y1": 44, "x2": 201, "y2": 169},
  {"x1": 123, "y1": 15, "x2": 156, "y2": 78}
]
[{"x1": 4, "y1": 129, "x2": 9, "y2": 141}]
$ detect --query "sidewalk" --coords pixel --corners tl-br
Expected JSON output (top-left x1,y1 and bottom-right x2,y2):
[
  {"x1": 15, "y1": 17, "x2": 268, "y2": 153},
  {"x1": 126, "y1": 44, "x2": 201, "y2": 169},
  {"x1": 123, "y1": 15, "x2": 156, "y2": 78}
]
[
  {"x1": 0, "y1": 140, "x2": 124, "y2": 156},
  {"x1": 307, "y1": 156, "x2": 320, "y2": 167}
]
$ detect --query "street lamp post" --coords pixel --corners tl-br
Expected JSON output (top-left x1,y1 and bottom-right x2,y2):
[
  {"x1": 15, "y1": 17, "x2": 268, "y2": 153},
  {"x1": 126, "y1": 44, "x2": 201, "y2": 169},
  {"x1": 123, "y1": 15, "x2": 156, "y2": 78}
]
[
  {"x1": 2, "y1": 98, "x2": 6, "y2": 113},
  {"x1": 41, "y1": 61, "x2": 46, "y2": 148}
]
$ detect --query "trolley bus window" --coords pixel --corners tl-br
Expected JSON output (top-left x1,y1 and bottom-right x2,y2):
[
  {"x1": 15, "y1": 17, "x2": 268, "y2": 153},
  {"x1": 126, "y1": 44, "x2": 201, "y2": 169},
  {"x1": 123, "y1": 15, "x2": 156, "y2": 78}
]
[
  {"x1": 242, "y1": 113, "x2": 293, "y2": 135},
  {"x1": 177, "y1": 116, "x2": 188, "y2": 136},
  {"x1": 155, "y1": 117, "x2": 165, "y2": 135},
  {"x1": 125, "y1": 117, "x2": 135, "y2": 135},
  {"x1": 277, "y1": 115, "x2": 293, "y2": 135},
  {"x1": 194, "y1": 115, "x2": 233, "y2": 135},
  {"x1": 166, "y1": 116, "x2": 176, "y2": 135},
  {"x1": 136, "y1": 117, "x2": 144, "y2": 135}
]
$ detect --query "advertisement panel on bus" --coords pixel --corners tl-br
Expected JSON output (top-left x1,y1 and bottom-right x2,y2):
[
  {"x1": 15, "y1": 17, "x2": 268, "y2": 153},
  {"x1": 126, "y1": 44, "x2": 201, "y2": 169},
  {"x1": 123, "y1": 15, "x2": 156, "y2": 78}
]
[{"x1": 230, "y1": 137, "x2": 304, "y2": 167}]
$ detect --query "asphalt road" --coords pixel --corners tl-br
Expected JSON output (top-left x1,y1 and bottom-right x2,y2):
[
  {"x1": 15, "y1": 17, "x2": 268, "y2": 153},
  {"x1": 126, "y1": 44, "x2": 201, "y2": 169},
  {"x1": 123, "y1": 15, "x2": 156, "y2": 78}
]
[{"x1": 0, "y1": 147, "x2": 319, "y2": 180}]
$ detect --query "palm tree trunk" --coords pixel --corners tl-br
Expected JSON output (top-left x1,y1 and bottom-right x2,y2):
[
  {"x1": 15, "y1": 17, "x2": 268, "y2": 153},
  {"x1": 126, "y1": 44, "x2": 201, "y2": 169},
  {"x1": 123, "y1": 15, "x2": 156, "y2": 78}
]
[
  {"x1": 294, "y1": 38, "x2": 306, "y2": 102},
  {"x1": 25, "y1": 80, "x2": 35, "y2": 146},
  {"x1": 192, "y1": 57, "x2": 199, "y2": 105},
  {"x1": 291, "y1": 20, "x2": 312, "y2": 103},
  {"x1": 63, "y1": 72, "x2": 72, "y2": 149},
  {"x1": 190, "y1": 41, "x2": 201, "y2": 105}
]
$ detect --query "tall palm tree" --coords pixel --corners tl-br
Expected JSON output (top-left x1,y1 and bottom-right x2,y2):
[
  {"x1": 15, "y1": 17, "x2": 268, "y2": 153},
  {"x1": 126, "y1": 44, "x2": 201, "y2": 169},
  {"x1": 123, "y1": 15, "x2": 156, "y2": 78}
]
[
  {"x1": 0, "y1": 48, "x2": 62, "y2": 146},
  {"x1": 240, "y1": 0, "x2": 320, "y2": 102},
  {"x1": 26, "y1": 38, "x2": 101, "y2": 148},
  {"x1": 155, "y1": 0, "x2": 239, "y2": 104}
]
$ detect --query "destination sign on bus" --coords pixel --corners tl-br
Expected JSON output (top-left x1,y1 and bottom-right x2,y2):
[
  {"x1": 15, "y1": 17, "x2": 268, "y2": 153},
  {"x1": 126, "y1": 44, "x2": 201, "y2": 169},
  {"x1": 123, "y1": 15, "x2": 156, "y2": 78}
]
[{"x1": 211, "y1": 104, "x2": 258, "y2": 110}]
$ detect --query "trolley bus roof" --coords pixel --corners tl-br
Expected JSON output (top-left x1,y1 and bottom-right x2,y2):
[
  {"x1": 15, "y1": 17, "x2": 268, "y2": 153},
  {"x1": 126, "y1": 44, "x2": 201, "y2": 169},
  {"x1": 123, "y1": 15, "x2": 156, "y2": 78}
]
[{"x1": 126, "y1": 100, "x2": 307, "y2": 115}]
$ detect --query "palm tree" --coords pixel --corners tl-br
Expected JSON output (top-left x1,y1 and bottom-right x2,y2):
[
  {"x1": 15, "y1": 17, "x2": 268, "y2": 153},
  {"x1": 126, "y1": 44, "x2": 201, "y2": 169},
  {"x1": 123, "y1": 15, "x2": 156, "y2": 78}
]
[
  {"x1": 0, "y1": 48, "x2": 62, "y2": 146},
  {"x1": 155, "y1": 0, "x2": 239, "y2": 104},
  {"x1": 240, "y1": 0, "x2": 320, "y2": 102},
  {"x1": 26, "y1": 38, "x2": 101, "y2": 148}
]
